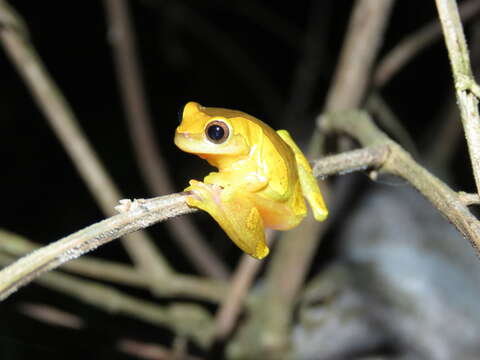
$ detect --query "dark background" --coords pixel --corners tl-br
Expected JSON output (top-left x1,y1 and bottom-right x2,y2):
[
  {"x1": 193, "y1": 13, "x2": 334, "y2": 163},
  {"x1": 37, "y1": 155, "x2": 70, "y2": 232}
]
[{"x1": 0, "y1": 1, "x2": 474, "y2": 359}]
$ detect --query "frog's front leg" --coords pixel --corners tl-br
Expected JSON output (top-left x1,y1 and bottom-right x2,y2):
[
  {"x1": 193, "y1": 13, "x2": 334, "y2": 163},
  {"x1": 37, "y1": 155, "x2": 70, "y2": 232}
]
[{"x1": 185, "y1": 180, "x2": 269, "y2": 259}]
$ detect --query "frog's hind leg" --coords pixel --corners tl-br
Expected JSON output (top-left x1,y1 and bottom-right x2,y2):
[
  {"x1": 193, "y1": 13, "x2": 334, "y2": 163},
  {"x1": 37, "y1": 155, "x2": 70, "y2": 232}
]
[
  {"x1": 185, "y1": 180, "x2": 269, "y2": 259},
  {"x1": 276, "y1": 130, "x2": 328, "y2": 221}
]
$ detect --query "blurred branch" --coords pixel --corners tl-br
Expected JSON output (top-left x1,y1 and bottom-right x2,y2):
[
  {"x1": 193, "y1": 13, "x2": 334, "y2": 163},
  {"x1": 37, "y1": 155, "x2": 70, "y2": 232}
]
[
  {"x1": 0, "y1": 253, "x2": 213, "y2": 347},
  {"x1": 18, "y1": 302, "x2": 84, "y2": 329},
  {"x1": 213, "y1": 230, "x2": 275, "y2": 342},
  {"x1": 117, "y1": 338, "x2": 203, "y2": 360},
  {"x1": 374, "y1": 0, "x2": 480, "y2": 88},
  {"x1": 324, "y1": 0, "x2": 395, "y2": 112},
  {"x1": 103, "y1": 0, "x2": 229, "y2": 280},
  {"x1": 0, "y1": 0, "x2": 169, "y2": 281},
  {"x1": 0, "y1": 229, "x2": 226, "y2": 302},
  {"x1": 435, "y1": 0, "x2": 480, "y2": 195}
]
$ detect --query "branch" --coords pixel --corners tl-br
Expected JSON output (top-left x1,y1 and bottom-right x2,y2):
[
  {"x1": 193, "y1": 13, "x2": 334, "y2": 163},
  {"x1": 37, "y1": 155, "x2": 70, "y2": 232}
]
[
  {"x1": 323, "y1": 0, "x2": 396, "y2": 111},
  {"x1": 0, "y1": 194, "x2": 193, "y2": 301},
  {"x1": 435, "y1": 0, "x2": 480, "y2": 195},
  {"x1": 0, "y1": 0, "x2": 169, "y2": 280}
]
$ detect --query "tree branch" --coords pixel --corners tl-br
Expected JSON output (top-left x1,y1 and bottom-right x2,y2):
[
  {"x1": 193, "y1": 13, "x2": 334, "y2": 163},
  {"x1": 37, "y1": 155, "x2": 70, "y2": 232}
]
[
  {"x1": 435, "y1": 0, "x2": 480, "y2": 195},
  {"x1": 0, "y1": 194, "x2": 197, "y2": 301}
]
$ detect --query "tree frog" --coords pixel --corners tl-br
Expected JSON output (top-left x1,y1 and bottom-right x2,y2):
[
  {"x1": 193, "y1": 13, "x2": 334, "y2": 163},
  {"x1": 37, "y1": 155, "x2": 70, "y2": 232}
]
[{"x1": 174, "y1": 102, "x2": 328, "y2": 259}]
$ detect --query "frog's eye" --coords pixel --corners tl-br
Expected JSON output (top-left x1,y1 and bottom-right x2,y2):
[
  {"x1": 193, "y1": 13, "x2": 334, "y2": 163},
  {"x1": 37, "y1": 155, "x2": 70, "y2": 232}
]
[{"x1": 205, "y1": 120, "x2": 230, "y2": 144}]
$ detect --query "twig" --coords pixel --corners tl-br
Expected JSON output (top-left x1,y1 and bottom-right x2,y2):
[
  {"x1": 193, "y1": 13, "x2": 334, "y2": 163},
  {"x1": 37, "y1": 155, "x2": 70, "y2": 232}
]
[
  {"x1": 458, "y1": 191, "x2": 480, "y2": 206},
  {"x1": 0, "y1": 0, "x2": 169, "y2": 280},
  {"x1": 213, "y1": 230, "x2": 275, "y2": 341},
  {"x1": 374, "y1": 0, "x2": 480, "y2": 88},
  {"x1": 313, "y1": 145, "x2": 389, "y2": 178},
  {"x1": 435, "y1": 0, "x2": 480, "y2": 196},
  {"x1": 18, "y1": 302, "x2": 84, "y2": 329},
  {"x1": 103, "y1": 0, "x2": 229, "y2": 280},
  {"x1": 324, "y1": 0, "x2": 396, "y2": 111},
  {"x1": 117, "y1": 338, "x2": 203, "y2": 360},
  {"x1": 0, "y1": 194, "x2": 192, "y2": 301}
]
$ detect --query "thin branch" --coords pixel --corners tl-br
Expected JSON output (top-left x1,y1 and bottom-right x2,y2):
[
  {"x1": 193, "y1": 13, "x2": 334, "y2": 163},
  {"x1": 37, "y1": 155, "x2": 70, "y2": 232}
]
[
  {"x1": 103, "y1": 0, "x2": 229, "y2": 280},
  {"x1": 435, "y1": 0, "x2": 480, "y2": 195},
  {"x1": 324, "y1": 0, "x2": 396, "y2": 111},
  {"x1": 0, "y1": 0, "x2": 169, "y2": 280},
  {"x1": 117, "y1": 338, "x2": 203, "y2": 360},
  {"x1": 213, "y1": 230, "x2": 275, "y2": 341},
  {"x1": 312, "y1": 145, "x2": 390, "y2": 178},
  {"x1": 374, "y1": 0, "x2": 480, "y2": 88},
  {"x1": 458, "y1": 191, "x2": 480, "y2": 206},
  {"x1": 0, "y1": 194, "x2": 193, "y2": 301}
]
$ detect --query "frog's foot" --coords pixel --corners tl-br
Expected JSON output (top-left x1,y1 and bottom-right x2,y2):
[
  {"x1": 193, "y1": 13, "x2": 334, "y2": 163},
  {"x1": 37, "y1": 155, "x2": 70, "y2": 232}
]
[
  {"x1": 184, "y1": 180, "x2": 269, "y2": 259},
  {"x1": 184, "y1": 179, "x2": 223, "y2": 211}
]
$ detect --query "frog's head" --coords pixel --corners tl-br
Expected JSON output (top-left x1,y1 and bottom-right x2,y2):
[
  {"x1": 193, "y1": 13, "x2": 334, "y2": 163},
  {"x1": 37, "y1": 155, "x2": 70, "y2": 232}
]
[{"x1": 175, "y1": 102, "x2": 250, "y2": 160}]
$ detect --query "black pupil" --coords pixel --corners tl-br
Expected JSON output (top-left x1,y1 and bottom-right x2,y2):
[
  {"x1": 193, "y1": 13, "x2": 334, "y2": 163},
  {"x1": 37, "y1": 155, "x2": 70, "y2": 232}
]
[{"x1": 207, "y1": 125, "x2": 225, "y2": 141}]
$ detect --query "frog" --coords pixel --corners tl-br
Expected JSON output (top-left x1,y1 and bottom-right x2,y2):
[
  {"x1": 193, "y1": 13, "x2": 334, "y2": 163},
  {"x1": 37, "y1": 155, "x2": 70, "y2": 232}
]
[{"x1": 174, "y1": 101, "x2": 328, "y2": 259}]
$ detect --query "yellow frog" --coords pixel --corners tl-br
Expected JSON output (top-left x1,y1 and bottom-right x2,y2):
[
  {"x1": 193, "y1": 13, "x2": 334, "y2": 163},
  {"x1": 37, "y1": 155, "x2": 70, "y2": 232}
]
[{"x1": 174, "y1": 102, "x2": 328, "y2": 259}]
